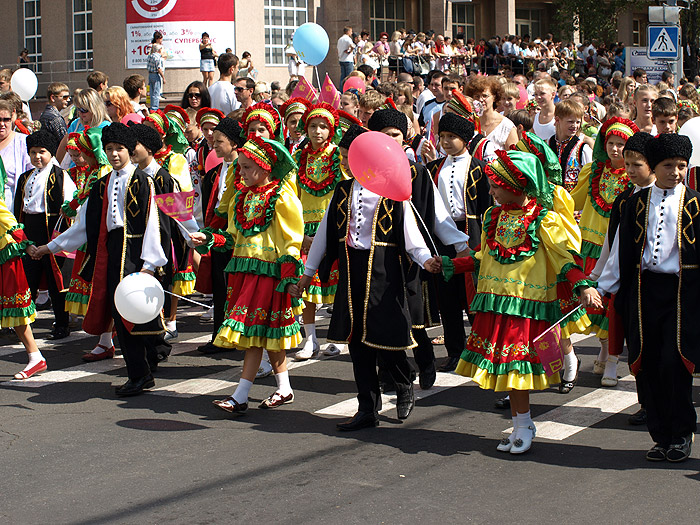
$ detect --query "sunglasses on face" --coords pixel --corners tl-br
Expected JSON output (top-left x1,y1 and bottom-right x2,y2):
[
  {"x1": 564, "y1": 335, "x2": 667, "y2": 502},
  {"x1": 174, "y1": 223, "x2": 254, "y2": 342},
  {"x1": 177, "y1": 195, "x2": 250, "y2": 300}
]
[
  {"x1": 188, "y1": 93, "x2": 202, "y2": 99},
  {"x1": 77, "y1": 107, "x2": 89, "y2": 114},
  {"x1": 61, "y1": 95, "x2": 71, "y2": 100},
  {"x1": 0, "y1": 117, "x2": 13, "y2": 123},
  {"x1": 234, "y1": 87, "x2": 245, "y2": 92}
]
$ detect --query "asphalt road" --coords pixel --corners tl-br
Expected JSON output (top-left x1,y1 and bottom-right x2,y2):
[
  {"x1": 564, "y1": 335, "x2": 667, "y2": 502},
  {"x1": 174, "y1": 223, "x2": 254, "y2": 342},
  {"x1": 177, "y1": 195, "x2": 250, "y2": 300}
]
[{"x1": 1, "y1": 301, "x2": 699, "y2": 524}]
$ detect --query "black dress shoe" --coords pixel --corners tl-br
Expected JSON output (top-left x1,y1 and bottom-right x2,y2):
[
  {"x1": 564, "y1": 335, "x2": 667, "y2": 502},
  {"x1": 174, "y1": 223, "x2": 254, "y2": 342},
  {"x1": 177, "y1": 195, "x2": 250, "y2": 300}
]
[
  {"x1": 494, "y1": 396, "x2": 511, "y2": 409},
  {"x1": 396, "y1": 383, "x2": 415, "y2": 420},
  {"x1": 419, "y1": 361, "x2": 437, "y2": 390},
  {"x1": 438, "y1": 356, "x2": 460, "y2": 372},
  {"x1": 197, "y1": 341, "x2": 227, "y2": 354},
  {"x1": 47, "y1": 325, "x2": 70, "y2": 340},
  {"x1": 115, "y1": 375, "x2": 155, "y2": 397},
  {"x1": 628, "y1": 407, "x2": 647, "y2": 426},
  {"x1": 337, "y1": 411, "x2": 379, "y2": 431}
]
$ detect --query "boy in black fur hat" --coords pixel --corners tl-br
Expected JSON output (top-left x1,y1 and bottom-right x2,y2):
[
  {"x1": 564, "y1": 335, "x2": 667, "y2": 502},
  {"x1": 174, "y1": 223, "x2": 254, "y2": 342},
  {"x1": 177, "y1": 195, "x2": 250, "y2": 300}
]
[
  {"x1": 425, "y1": 112, "x2": 491, "y2": 372},
  {"x1": 597, "y1": 133, "x2": 698, "y2": 462},
  {"x1": 15, "y1": 129, "x2": 77, "y2": 339},
  {"x1": 34, "y1": 123, "x2": 168, "y2": 396}
]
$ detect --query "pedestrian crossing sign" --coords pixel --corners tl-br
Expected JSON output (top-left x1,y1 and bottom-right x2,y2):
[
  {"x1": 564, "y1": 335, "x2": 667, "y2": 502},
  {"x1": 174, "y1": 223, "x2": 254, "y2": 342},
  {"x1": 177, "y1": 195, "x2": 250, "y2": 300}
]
[{"x1": 648, "y1": 25, "x2": 680, "y2": 59}]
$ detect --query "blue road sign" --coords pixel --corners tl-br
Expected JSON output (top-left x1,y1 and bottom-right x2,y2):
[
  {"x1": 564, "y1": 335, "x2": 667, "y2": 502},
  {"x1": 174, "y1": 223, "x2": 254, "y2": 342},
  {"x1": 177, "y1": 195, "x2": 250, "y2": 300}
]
[{"x1": 648, "y1": 26, "x2": 680, "y2": 60}]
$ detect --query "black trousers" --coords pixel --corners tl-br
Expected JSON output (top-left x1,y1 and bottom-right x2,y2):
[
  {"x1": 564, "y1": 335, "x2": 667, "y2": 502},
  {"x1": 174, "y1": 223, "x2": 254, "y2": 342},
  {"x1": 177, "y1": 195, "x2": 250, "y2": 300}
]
[
  {"x1": 347, "y1": 248, "x2": 412, "y2": 414},
  {"x1": 638, "y1": 272, "x2": 697, "y2": 446},
  {"x1": 211, "y1": 249, "x2": 231, "y2": 340},
  {"x1": 22, "y1": 213, "x2": 68, "y2": 328},
  {"x1": 435, "y1": 219, "x2": 469, "y2": 358},
  {"x1": 107, "y1": 228, "x2": 158, "y2": 381}
]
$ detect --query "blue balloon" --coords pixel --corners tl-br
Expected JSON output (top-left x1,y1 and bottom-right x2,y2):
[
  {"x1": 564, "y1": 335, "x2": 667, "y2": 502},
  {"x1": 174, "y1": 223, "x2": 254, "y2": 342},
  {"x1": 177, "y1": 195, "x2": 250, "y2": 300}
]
[{"x1": 293, "y1": 23, "x2": 329, "y2": 66}]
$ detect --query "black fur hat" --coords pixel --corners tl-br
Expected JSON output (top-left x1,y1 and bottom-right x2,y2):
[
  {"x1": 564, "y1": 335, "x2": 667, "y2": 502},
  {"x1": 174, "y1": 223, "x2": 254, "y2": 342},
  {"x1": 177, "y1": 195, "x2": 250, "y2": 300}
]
[
  {"x1": 130, "y1": 123, "x2": 163, "y2": 155},
  {"x1": 26, "y1": 130, "x2": 59, "y2": 156},
  {"x1": 438, "y1": 113, "x2": 475, "y2": 144},
  {"x1": 215, "y1": 117, "x2": 245, "y2": 148},
  {"x1": 102, "y1": 122, "x2": 137, "y2": 154},
  {"x1": 367, "y1": 108, "x2": 408, "y2": 139},
  {"x1": 338, "y1": 124, "x2": 368, "y2": 150},
  {"x1": 645, "y1": 133, "x2": 692, "y2": 170},
  {"x1": 623, "y1": 131, "x2": 653, "y2": 157}
]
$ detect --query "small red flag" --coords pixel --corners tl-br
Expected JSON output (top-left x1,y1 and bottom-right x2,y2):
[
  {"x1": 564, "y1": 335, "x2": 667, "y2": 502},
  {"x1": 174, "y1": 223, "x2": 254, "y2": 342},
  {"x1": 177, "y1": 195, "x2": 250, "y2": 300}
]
[
  {"x1": 290, "y1": 76, "x2": 318, "y2": 102},
  {"x1": 318, "y1": 73, "x2": 341, "y2": 109}
]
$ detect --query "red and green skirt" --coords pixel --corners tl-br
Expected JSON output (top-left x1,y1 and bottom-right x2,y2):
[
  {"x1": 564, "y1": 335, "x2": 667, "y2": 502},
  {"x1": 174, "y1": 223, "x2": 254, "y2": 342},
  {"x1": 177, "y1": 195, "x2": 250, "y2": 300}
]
[
  {"x1": 557, "y1": 280, "x2": 591, "y2": 338},
  {"x1": 301, "y1": 253, "x2": 338, "y2": 304},
  {"x1": 172, "y1": 249, "x2": 196, "y2": 296},
  {"x1": 455, "y1": 311, "x2": 560, "y2": 392},
  {"x1": 0, "y1": 258, "x2": 36, "y2": 328},
  {"x1": 65, "y1": 247, "x2": 91, "y2": 316},
  {"x1": 214, "y1": 271, "x2": 303, "y2": 351}
]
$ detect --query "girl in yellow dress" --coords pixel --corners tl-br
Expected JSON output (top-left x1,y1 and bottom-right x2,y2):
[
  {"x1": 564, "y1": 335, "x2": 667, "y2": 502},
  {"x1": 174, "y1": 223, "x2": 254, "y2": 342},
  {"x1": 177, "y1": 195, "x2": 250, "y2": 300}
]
[
  {"x1": 446, "y1": 150, "x2": 601, "y2": 454},
  {"x1": 292, "y1": 102, "x2": 345, "y2": 360},
  {"x1": 191, "y1": 136, "x2": 304, "y2": 414}
]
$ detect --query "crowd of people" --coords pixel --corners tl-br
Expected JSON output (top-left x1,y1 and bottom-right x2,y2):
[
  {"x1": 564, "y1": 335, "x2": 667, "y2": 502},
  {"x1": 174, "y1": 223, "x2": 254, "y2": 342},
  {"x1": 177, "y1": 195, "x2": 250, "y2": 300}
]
[{"x1": 0, "y1": 25, "x2": 698, "y2": 463}]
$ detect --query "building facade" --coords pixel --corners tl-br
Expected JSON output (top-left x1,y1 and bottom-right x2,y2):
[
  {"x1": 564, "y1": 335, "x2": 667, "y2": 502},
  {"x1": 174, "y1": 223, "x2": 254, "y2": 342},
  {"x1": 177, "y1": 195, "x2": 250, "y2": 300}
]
[{"x1": 0, "y1": 1, "x2": 650, "y2": 102}]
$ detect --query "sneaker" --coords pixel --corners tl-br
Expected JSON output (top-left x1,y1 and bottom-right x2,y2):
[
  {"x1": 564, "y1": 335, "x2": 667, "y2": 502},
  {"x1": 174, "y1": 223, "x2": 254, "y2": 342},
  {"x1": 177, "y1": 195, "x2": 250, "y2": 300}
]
[
  {"x1": 323, "y1": 343, "x2": 344, "y2": 356},
  {"x1": 294, "y1": 339, "x2": 319, "y2": 361},
  {"x1": 164, "y1": 329, "x2": 178, "y2": 341},
  {"x1": 256, "y1": 359, "x2": 273, "y2": 378},
  {"x1": 200, "y1": 307, "x2": 214, "y2": 321}
]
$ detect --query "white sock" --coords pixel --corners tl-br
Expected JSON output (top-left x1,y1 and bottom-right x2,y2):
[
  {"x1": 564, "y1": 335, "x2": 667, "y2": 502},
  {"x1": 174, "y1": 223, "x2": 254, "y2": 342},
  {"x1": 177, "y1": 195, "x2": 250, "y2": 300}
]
[
  {"x1": 509, "y1": 415, "x2": 519, "y2": 438},
  {"x1": 232, "y1": 378, "x2": 253, "y2": 404},
  {"x1": 516, "y1": 411, "x2": 533, "y2": 431},
  {"x1": 166, "y1": 320, "x2": 177, "y2": 332},
  {"x1": 274, "y1": 370, "x2": 293, "y2": 396},
  {"x1": 26, "y1": 351, "x2": 44, "y2": 367},
  {"x1": 563, "y1": 351, "x2": 578, "y2": 381},
  {"x1": 304, "y1": 323, "x2": 317, "y2": 344},
  {"x1": 597, "y1": 338, "x2": 609, "y2": 363},
  {"x1": 604, "y1": 355, "x2": 619, "y2": 378},
  {"x1": 36, "y1": 290, "x2": 49, "y2": 304},
  {"x1": 91, "y1": 332, "x2": 114, "y2": 354}
]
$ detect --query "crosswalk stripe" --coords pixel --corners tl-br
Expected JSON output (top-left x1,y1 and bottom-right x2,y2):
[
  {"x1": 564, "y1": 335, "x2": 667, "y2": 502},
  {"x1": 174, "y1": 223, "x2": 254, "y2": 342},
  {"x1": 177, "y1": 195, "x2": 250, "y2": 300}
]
[
  {"x1": 502, "y1": 375, "x2": 639, "y2": 441},
  {"x1": 315, "y1": 372, "x2": 472, "y2": 417}
]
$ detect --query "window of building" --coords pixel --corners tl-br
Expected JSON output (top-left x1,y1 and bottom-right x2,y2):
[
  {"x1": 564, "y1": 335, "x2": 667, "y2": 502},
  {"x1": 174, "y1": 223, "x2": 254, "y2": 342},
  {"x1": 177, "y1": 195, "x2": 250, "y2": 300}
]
[
  {"x1": 632, "y1": 19, "x2": 641, "y2": 47},
  {"x1": 370, "y1": 0, "x2": 405, "y2": 40},
  {"x1": 23, "y1": 0, "x2": 42, "y2": 72},
  {"x1": 73, "y1": 0, "x2": 93, "y2": 71},
  {"x1": 264, "y1": 0, "x2": 307, "y2": 66},
  {"x1": 452, "y1": 3, "x2": 475, "y2": 41},
  {"x1": 515, "y1": 8, "x2": 542, "y2": 40}
]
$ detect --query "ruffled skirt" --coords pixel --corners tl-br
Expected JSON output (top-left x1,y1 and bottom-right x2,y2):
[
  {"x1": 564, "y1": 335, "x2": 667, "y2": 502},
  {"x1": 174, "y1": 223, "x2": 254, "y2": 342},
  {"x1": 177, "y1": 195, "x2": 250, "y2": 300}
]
[
  {"x1": 301, "y1": 254, "x2": 338, "y2": 304},
  {"x1": 214, "y1": 272, "x2": 303, "y2": 351},
  {"x1": 455, "y1": 311, "x2": 560, "y2": 392},
  {"x1": 0, "y1": 258, "x2": 36, "y2": 328},
  {"x1": 65, "y1": 247, "x2": 91, "y2": 316}
]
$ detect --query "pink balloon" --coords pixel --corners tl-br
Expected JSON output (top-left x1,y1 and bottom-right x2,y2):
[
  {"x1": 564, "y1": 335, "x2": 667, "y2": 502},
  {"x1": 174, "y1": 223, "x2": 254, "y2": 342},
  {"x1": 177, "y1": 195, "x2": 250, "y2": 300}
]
[
  {"x1": 204, "y1": 149, "x2": 222, "y2": 173},
  {"x1": 516, "y1": 85, "x2": 529, "y2": 110},
  {"x1": 121, "y1": 113, "x2": 143, "y2": 125},
  {"x1": 343, "y1": 76, "x2": 366, "y2": 94},
  {"x1": 348, "y1": 131, "x2": 411, "y2": 201}
]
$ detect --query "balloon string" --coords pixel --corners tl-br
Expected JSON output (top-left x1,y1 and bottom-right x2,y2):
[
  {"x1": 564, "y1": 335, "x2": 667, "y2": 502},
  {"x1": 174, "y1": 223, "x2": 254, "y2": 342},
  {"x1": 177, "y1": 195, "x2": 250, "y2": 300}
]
[
  {"x1": 314, "y1": 66, "x2": 321, "y2": 95},
  {"x1": 409, "y1": 201, "x2": 439, "y2": 256},
  {"x1": 163, "y1": 290, "x2": 210, "y2": 309}
]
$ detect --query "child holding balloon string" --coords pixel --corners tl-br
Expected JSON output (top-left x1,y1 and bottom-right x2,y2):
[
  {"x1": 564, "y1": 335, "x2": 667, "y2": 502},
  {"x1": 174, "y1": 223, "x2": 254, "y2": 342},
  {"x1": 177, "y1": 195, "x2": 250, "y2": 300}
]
[
  {"x1": 33, "y1": 123, "x2": 168, "y2": 396},
  {"x1": 190, "y1": 135, "x2": 305, "y2": 413},
  {"x1": 292, "y1": 102, "x2": 346, "y2": 361}
]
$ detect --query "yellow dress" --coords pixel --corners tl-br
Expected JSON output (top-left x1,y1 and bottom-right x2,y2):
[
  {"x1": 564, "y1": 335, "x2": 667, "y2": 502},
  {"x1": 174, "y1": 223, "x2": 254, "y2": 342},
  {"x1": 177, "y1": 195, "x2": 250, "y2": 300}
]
[
  {"x1": 199, "y1": 177, "x2": 305, "y2": 351},
  {"x1": 447, "y1": 200, "x2": 591, "y2": 392}
]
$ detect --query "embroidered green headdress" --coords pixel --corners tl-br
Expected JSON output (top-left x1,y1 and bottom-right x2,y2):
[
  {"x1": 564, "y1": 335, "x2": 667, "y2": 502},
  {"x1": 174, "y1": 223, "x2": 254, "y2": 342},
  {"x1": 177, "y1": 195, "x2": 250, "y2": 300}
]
[{"x1": 486, "y1": 150, "x2": 554, "y2": 210}]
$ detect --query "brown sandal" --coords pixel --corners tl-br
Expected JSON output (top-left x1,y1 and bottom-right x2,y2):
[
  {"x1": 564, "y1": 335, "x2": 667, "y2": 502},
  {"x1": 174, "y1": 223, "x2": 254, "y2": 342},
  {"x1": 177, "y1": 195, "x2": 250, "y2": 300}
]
[{"x1": 213, "y1": 397, "x2": 248, "y2": 414}]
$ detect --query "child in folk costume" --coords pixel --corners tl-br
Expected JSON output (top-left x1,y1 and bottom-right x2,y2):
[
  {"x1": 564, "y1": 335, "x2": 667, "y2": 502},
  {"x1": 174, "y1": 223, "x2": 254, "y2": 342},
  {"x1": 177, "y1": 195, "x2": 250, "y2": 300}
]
[
  {"x1": 62, "y1": 129, "x2": 116, "y2": 361},
  {"x1": 1, "y1": 159, "x2": 45, "y2": 380},
  {"x1": 447, "y1": 150, "x2": 601, "y2": 454},
  {"x1": 292, "y1": 102, "x2": 346, "y2": 360},
  {"x1": 190, "y1": 136, "x2": 304, "y2": 413},
  {"x1": 193, "y1": 107, "x2": 225, "y2": 227},
  {"x1": 512, "y1": 132, "x2": 590, "y2": 394},
  {"x1": 597, "y1": 134, "x2": 698, "y2": 462},
  {"x1": 36, "y1": 123, "x2": 168, "y2": 396},
  {"x1": 196, "y1": 118, "x2": 245, "y2": 354},
  {"x1": 280, "y1": 97, "x2": 311, "y2": 155},
  {"x1": 14, "y1": 130, "x2": 77, "y2": 340},
  {"x1": 144, "y1": 106, "x2": 195, "y2": 340},
  {"x1": 294, "y1": 125, "x2": 442, "y2": 430},
  {"x1": 570, "y1": 117, "x2": 637, "y2": 373}
]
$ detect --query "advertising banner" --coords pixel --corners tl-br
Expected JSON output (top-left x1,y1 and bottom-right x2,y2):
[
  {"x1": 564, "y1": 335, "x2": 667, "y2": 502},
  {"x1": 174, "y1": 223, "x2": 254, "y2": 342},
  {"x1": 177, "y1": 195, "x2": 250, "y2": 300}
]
[
  {"x1": 625, "y1": 47, "x2": 681, "y2": 87},
  {"x1": 126, "y1": 0, "x2": 235, "y2": 68}
]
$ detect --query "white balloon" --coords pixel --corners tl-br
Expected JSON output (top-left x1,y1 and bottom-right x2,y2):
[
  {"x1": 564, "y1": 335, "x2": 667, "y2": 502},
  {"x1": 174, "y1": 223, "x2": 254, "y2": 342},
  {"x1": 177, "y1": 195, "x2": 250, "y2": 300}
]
[
  {"x1": 114, "y1": 272, "x2": 165, "y2": 324},
  {"x1": 10, "y1": 68, "x2": 38, "y2": 101},
  {"x1": 679, "y1": 116, "x2": 700, "y2": 167}
]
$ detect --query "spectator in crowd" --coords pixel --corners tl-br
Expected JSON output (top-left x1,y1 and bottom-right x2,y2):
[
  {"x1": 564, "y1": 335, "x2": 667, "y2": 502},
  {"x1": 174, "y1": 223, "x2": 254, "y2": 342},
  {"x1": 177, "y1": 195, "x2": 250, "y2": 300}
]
[
  {"x1": 39, "y1": 82, "x2": 70, "y2": 141},
  {"x1": 147, "y1": 44, "x2": 165, "y2": 111},
  {"x1": 123, "y1": 74, "x2": 149, "y2": 117},
  {"x1": 87, "y1": 71, "x2": 109, "y2": 93},
  {"x1": 234, "y1": 77, "x2": 256, "y2": 111},
  {"x1": 208, "y1": 53, "x2": 240, "y2": 115},
  {"x1": 337, "y1": 26, "x2": 355, "y2": 88}
]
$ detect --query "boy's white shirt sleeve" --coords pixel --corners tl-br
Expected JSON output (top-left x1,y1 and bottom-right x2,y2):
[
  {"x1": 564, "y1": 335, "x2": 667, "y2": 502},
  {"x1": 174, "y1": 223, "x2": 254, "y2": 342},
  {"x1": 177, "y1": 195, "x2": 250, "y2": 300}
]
[
  {"x1": 47, "y1": 197, "x2": 88, "y2": 253},
  {"x1": 596, "y1": 231, "x2": 621, "y2": 295},
  {"x1": 431, "y1": 185, "x2": 469, "y2": 253},
  {"x1": 141, "y1": 178, "x2": 168, "y2": 271},
  {"x1": 303, "y1": 204, "x2": 329, "y2": 277},
  {"x1": 403, "y1": 201, "x2": 432, "y2": 268}
]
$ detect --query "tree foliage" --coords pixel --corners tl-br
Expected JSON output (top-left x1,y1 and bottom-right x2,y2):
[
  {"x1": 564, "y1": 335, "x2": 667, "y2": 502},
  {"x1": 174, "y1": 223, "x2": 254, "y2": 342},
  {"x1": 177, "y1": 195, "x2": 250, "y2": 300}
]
[{"x1": 553, "y1": 0, "x2": 653, "y2": 43}]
